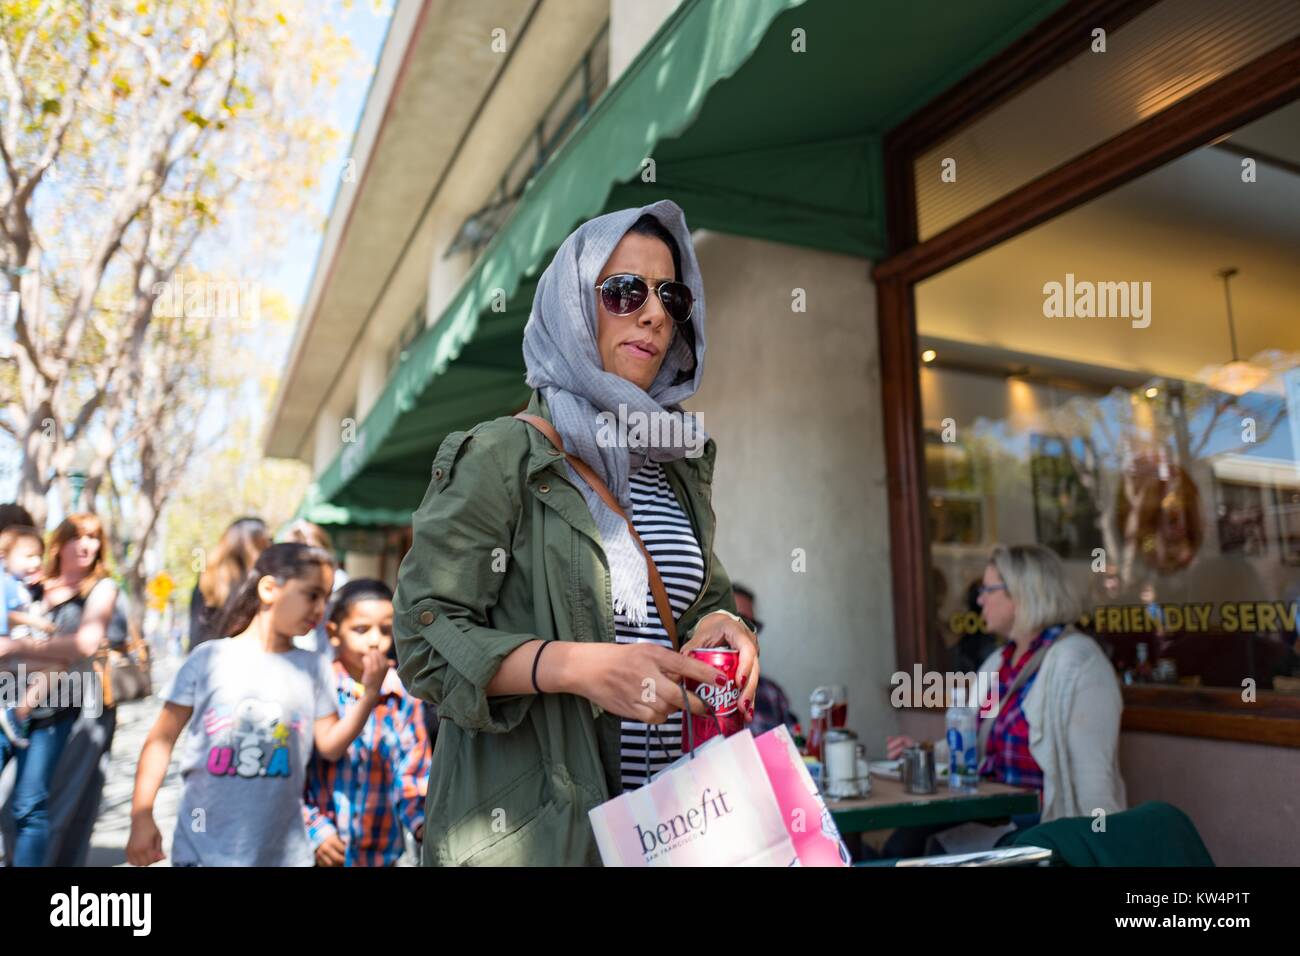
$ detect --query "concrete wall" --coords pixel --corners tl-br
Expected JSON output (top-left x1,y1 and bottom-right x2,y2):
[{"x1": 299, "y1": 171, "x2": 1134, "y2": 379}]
[
  {"x1": 344, "y1": 552, "x2": 383, "y2": 582},
  {"x1": 897, "y1": 709, "x2": 1300, "y2": 865},
  {"x1": 688, "y1": 230, "x2": 898, "y2": 743},
  {"x1": 1121, "y1": 732, "x2": 1300, "y2": 866},
  {"x1": 609, "y1": 0, "x2": 683, "y2": 84}
]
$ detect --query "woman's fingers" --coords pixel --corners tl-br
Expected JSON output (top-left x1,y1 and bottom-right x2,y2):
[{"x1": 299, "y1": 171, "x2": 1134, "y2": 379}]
[
  {"x1": 652, "y1": 673, "x2": 710, "y2": 718},
  {"x1": 735, "y1": 639, "x2": 759, "y2": 718},
  {"x1": 655, "y1": 645, "x2": 725, "y2": 688},
  {"x1": 885, "y1": 735, "x2": 916, "y2": 759}
]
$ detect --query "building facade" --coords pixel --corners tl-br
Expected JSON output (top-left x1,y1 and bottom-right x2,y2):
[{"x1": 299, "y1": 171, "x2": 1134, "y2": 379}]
[{"x1": 266, "y1": 0, "x2": 1300, "y2": 864}]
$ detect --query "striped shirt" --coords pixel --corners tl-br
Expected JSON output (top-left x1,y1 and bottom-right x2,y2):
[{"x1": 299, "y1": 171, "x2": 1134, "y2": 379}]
[
  {"x1": 303, "y1": 661, "x2": 431, "y2": 866},
  {"x1": 616, "y1": 460, "x2": 705, "y2": 791}
]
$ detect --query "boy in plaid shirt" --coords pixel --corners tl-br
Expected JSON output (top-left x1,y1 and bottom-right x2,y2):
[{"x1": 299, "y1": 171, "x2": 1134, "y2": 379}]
[{"x1": 304, "y1": 580, "x2": 430, "y2": 866}]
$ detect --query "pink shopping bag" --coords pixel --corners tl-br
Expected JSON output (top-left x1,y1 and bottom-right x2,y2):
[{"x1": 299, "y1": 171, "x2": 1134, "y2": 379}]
[
  {"x1": 588, "y1": 729, "x2": 797, "y2": 866},
  {"x1": 753, "y1": 725, "x2": 852, "y2": 867}
]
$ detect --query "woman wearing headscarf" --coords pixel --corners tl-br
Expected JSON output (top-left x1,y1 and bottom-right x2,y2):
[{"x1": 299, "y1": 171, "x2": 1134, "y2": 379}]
[{"x1": 394, "y1": 200, "x2": 757, "y2": 866}]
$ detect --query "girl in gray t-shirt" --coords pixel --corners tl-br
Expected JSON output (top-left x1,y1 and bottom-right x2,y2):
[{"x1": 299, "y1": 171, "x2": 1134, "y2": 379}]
[{"x1": 126, "y1": 544, "x2": 388, "y2": 866}]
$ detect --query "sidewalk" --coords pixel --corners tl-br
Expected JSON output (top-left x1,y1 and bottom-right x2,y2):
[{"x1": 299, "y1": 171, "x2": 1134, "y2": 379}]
[{"x1": 87, "y1": 651, "x2": 183, "y2": 867}]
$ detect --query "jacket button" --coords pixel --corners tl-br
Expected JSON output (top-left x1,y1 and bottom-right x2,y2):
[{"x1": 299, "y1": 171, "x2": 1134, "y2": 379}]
[
  {"x1": 433, "y1": 467, "x2": 443, "y2": 480},
  {"x1": 419, "y1": 610, "x2": 435, "y2": 626},
  {"x1": 539, "y1": 483, "x2": 550, "y2": 493}
]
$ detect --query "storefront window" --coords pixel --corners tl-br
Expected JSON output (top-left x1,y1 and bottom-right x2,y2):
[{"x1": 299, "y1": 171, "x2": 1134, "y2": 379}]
[
  {"x1": 914, "y1": 0, "x2": 1300, "y2": 239},
  {"x1": 916, "y1": 99, "x2": 1300, "y2": 693}
]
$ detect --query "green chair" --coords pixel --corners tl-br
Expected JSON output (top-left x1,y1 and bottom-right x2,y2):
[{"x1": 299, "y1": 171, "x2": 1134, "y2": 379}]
[{"x1": 1009, "y1": 801, "x2": 1214, "y2": 866}]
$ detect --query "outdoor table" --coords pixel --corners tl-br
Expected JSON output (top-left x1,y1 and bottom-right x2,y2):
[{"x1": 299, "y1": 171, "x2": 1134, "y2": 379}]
[{"x1": 826, "y1": 776, "x2": 1039, "y2": 834}]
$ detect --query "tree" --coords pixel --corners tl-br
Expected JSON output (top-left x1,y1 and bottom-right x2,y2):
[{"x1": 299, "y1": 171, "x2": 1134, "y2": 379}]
[
  {"x1": 2, "y1": 0, "x2": 364, "y2": 627},
  {"x1": 0, "y1": 0, "x2": 356, "y2": 525}
]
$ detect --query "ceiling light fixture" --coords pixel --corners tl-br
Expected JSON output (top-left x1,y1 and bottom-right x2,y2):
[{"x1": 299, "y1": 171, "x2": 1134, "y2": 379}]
[{"x1": 1198, "y1": 267, "x2": 1271, "y2": 396}]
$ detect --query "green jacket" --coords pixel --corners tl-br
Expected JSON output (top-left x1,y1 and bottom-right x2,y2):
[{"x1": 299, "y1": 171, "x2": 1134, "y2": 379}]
[{"x1": 394, "y1": 391, "x2": 736, "y2": 866}]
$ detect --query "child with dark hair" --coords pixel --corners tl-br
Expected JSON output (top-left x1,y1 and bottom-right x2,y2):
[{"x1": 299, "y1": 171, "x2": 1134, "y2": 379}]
[
  {"x1": 303, "y1": 579, "x2": 430, "y2": 867},
  {"x1": 125, "y1": 543, "x2": 389, "y2": 866}
]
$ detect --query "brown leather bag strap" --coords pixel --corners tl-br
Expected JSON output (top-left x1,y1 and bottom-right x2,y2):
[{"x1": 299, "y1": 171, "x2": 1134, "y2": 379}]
[{"x1": 514, "y1": 412, "x2": 680, "y2": 649}]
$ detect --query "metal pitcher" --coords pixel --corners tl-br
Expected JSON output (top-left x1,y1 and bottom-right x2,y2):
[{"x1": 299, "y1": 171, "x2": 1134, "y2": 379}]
[{"x1": 901, "y1": 743, "x2": 937, "y2": 794}]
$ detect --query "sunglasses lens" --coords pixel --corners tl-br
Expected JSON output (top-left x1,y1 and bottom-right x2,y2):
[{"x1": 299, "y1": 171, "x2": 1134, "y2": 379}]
[
  {"x1": 600, "y1": 275, "x2": 648, "y2": 315},
  {"x1": 659, "y1": 282, "x2": 694, "y2": 323}
]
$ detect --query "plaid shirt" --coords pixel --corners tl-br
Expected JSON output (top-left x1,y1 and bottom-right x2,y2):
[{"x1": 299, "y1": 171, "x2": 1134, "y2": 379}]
[
  {"x1": 303, "y1": 661, "x2": 431, "y2": 867},
  {"x1": 979, "y1": 625, "x2": 1064, "y2": 790},
  {"x1": 750, "y1": 676, "x2": 799, "y2": 737}
]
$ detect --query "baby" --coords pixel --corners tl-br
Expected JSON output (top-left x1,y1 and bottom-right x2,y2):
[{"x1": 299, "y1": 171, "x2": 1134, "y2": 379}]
[{"x1": 0, "y1": 526, "x2": 56, "y2": 759}]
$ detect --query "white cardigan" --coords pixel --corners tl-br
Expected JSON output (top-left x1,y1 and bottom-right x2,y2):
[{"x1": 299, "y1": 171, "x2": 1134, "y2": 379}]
[{"x1": 978, "y1": 628, "x2": 1127, "y2": 822}]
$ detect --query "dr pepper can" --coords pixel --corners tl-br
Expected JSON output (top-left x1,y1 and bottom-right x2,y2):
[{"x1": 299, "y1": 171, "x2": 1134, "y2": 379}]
[{"x1": 683, "y1": 647, "x2": 744, "y2": 752}]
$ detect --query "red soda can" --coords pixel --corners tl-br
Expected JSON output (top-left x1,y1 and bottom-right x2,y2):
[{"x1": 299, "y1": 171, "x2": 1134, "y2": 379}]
[{"x1": 683, "y1": 647, "x2": 744, "y2": 752}]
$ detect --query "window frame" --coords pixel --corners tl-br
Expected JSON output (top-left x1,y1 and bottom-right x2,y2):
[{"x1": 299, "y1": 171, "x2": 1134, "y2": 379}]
[{"x1": 875, "y1": 0, "x2": 1300, "y2": 746}]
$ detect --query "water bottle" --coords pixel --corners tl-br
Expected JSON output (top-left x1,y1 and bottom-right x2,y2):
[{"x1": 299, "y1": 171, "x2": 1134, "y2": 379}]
[{"x1": 945, "y1": 685, "x2": 979, "y2": 792}]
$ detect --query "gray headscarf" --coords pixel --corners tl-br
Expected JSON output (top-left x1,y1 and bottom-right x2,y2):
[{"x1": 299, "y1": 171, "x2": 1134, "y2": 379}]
[{"x1": 522, "y1": 199, "x2": 707, "y2": 627}]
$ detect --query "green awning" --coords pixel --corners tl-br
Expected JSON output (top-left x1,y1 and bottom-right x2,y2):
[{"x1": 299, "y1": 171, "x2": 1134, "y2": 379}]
[{"x1": 303, "y1": 0, "x2": 1066, "y2": 526}]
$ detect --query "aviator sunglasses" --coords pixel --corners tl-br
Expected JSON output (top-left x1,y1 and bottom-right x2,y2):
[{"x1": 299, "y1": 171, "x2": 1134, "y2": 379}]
[{"x1": 595, "y1": 273, "x2": 694, "y2": 325}]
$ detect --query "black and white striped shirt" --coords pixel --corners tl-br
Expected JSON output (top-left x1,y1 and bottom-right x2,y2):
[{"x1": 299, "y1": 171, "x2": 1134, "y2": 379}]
[{"x1": 615, "y1": 460, "x2": 705, "y2": 791}]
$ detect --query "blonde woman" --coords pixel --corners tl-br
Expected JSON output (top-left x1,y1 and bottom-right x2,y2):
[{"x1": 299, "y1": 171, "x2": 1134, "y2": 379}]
[
  {"x1": 0, "y1": 513, "x2": 118, "y2": 865},
  {"x1": 887, "y1": 544, "x2": 1125, "y2": 854}
]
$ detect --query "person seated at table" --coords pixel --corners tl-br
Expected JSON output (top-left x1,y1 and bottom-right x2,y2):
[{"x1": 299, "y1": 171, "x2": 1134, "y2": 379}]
[
  {"x1": 951, "y1": 574, "x2": 999, "y2": 674},
  {"x1": 732, "y1": 584, "x2": 798, "y2": 736},
  {"x1": 884, "y1": 544, "x2": 1126, "y2": 857}
]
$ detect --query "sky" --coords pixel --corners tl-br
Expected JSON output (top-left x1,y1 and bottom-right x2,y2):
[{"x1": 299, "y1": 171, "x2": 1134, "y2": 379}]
[
  {"x1": 271, "y1": 4, "x2": 394, "y2": 315},
  {"x1": 0, "y1": 2, "x2": 394, "y2": 513}
]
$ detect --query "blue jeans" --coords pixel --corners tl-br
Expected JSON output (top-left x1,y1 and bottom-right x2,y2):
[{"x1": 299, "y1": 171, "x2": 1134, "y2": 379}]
[{"x1": 10, "y1": 714, "x2": 75, "y2": 867}]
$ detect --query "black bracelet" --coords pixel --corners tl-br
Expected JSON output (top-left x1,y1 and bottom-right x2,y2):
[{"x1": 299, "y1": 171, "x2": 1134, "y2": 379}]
[{"x1": 531, "y1": 640, "x2": 551, "y2": 694}]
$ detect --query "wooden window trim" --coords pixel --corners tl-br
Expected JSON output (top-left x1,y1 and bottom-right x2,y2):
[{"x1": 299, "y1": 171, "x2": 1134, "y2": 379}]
[
  {"x1": 1122, "y1": 687, "x2": 1300, "y2": 748},
  {"x1": 874, "y1": 0, "x2": 1300, "y2": 745}
]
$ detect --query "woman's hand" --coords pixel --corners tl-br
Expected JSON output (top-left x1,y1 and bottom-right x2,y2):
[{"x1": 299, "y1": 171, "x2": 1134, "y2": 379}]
[
  {"x1": 558, "y1": 642, "x2": 727, "y2": 724},
  {"x1": 885, "y1": 735, "x2": 917, "y2": 760},
  {"x1": 126, "y1": 812, "x2": 165, "y2": 867},
  {"x1": 681, "y1": 612, "x2": 760, "y2": 725}
]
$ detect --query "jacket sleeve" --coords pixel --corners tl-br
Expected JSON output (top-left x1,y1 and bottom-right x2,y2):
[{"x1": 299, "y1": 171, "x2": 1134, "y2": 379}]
[
  {"x1": 1061, "y1": 651, "x2": 1126, "y2": 816},
  {"x1": 394, "y1": 427, "x2": 539, "y2": 735}
]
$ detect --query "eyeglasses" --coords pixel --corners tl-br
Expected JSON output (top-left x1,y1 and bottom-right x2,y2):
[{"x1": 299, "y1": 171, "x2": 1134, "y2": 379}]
[
  {"x1": 977, "y1": 584, "x2": 1009, "y2": 597},
  {"x1": 595, "y1": 273, "x2": 694, "y2": 325}
]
